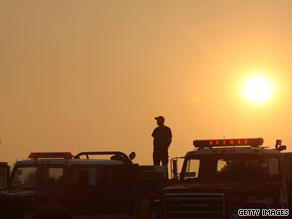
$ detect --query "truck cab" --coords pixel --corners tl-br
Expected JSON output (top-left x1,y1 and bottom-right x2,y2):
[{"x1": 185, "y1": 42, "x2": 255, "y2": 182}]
[
  {"x1": 154, "y1": 138, "x2": 289, "y2": 219},
  {"x1": 0, "y1": 151, "x2": 167, "y2": 219}
]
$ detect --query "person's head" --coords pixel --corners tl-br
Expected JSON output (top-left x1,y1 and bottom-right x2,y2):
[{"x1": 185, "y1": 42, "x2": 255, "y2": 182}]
[
  {"x1": 38, "y1": 168, "x2": 49, "y2": 182},
  {"x1": 155, "y1": 116, "x2": 165, "y2": 127}
]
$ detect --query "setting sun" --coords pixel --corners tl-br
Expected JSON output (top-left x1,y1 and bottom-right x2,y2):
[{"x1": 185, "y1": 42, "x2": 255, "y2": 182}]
[{"x1": 243, "y1": 76, "x2": 272, "y2": 103}]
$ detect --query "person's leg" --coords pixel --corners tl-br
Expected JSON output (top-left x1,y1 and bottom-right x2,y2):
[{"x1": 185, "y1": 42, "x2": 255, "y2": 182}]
[
  {"x1": 153, "y1": 150, "x2": 160, "y2": 165},
  {"x1": 161, "y1": 151, "x2": 169, "y2": 166}
]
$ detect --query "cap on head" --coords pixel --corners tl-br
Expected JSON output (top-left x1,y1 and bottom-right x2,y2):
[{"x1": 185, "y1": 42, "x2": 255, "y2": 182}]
[{"x1": 155, "y1": 116, "x2": 165, "y2": 122}]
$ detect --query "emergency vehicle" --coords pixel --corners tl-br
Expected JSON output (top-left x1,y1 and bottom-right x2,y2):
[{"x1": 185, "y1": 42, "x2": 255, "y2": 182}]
[
  {"x1": 0, "y1": 151, "x2": 167, "y2": 219},
  {"x1": 151, "y1": 137, "x2": 291, "y2": 219}
]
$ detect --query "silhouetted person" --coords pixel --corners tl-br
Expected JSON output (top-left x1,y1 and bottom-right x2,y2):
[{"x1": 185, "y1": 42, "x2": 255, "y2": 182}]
[
  {"x1": 37, "y1": 168, "x2": 55, "y2": 186},
  {"x1": 152, "y1": 116, "x2": 172, "y2": 166},
  {"x1": 230, "y1": 160, "x2": 255, "y2": 179},
  {"x1": 130, "y1": 187, "x2": 151, "y2": 219}
]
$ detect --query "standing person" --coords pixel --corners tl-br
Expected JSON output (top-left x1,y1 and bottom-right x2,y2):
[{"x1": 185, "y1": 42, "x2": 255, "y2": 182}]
[{"x1": 152, "y1": 116, "x2": 172, "y2": 166}]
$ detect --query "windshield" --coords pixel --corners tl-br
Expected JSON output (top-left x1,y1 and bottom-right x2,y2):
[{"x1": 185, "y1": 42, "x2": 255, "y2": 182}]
[
  {"x1": 10, "y1": 165, "x2": 68, "y2": 188},
  {"x1": 182, "y1": 154, "x2": 261, "y2": 181}
]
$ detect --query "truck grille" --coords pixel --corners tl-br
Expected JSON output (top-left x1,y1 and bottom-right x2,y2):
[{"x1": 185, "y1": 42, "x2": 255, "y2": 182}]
[
  {"x1": 0, "y1": 198, "x2": 22, "y2": 219},
  {"x1": 165, "y1": 193, "x2": 224, "y2": 219}
]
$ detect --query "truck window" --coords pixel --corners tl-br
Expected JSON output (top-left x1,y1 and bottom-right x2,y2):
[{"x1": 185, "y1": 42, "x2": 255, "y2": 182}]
[
  {"x1": 48, "y1": 168, "x2": 65, "y2": 186},
  {"x1": 183, "y1": 159, "x2": 200, "y2": 180},
  {"x1": 12, "y1": 167, "x2": 37, "y2": 186},
  {"x1": 267, "y1": 157, "x2": 280, "y2": 182},
  {"x1": 102, "y1": 166, "x2": 124, "y2": 189},
  {"x1": 72, "y1": 167, "x2": 99, "y2": 190},
  {"x1": 11, "y1": 165, "x2": 68, "y2": 188},
  {"x1": 182, "y1": 154, "x2": 260, "y2": 180},
  {"x1": 217, "y1": 159, "x2": 228, "y2": 173}
]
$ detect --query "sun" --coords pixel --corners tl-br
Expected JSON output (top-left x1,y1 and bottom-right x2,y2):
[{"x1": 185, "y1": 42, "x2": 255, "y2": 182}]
[{"x1": 243, "y1": 76, "x2": 272, "y2": 102}]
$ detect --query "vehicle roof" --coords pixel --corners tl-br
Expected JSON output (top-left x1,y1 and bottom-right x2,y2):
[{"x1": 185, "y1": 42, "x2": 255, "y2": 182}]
[
  {"x1": 14, "y1": 159, "x2": 124, "y2": 166},
  {"x1": 185, "y1": 147, "x2": 282, "y2": 157}
]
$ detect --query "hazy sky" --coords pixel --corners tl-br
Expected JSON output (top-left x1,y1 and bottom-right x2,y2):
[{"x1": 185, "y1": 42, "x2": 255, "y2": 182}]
[{"x1": 0, "y1": 0, "x2": 291, "y2": 167}]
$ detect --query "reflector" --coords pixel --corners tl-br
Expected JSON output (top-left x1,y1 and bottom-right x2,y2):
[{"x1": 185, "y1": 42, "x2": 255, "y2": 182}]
[
  {"x1": 29, "y1": 152, "x2": 73, "y2": 159},
  {"x1": 193, "y1": 138, "x2": 263, "y2": 148}
]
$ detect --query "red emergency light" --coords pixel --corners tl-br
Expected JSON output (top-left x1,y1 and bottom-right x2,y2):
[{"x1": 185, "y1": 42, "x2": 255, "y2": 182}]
[
  {"x1": 193, "y1": 138, "x2": 264, "y2": 148},
  {"x1": 28, "y1": 152, "x2": 73, "y2": 159}
]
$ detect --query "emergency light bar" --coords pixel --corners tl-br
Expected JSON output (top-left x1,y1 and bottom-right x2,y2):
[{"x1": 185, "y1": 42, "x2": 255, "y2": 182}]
[
  {"x1": 29, "y1": 152, "x2": 73, "y2": 159},
  {"x1": 193, "y1": 138, "x2": 264, "y2": 149}
]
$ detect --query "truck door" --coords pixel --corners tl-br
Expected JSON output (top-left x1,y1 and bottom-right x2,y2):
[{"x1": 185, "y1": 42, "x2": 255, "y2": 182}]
[
  {"x1": 265, "y1": 156, "x2": 287, "y2": 208},
  {"x1": 69, "y1": 166, "x2": 102, "y2": 216},
  {"x1": 98, "y1": 165, "x2": 133, "y2": 218}
]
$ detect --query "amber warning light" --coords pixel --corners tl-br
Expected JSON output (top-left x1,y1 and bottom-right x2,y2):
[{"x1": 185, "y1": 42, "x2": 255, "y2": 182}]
[
  {"x1": 193, "y1": 138, "x2": 264, "y2": 148},
  {"x1": 29, "y1": 152, "x2": 73, "y2": 159}
]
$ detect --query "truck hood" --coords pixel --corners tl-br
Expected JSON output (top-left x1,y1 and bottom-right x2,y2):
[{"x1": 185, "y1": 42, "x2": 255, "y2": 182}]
[
  {"x1": 163, "y1": 178, "x2": 263, "y2": 194},
  {"x1": 0, "y1": 186, "x2": 66, "y2": 199}
]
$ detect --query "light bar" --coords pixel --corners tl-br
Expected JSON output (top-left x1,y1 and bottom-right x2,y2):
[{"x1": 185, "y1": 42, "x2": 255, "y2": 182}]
[
  {"x1": 29, "y1": 152, "x2": 73, "y2": 159},
  {"x1": 193, "y1": 138, "x2": 264, "y2": 148}
]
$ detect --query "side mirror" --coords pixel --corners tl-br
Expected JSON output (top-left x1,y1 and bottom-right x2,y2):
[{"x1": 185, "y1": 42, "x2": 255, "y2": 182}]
[
  {"x1": 129, "y1": 152, "x2": 136, "y2": 160},
  {"x1": 278, "y1": 145, "x2": 286, "y2": 151},
  {"x1": 172, "y1": 159, "x2": 178, "y2": 182},
  {"x1": 171, "y1": 157, "x2": 184, "y2": 182},
  {"x1": 275, "y1": 139, "x2": 282, "y2": 149}
]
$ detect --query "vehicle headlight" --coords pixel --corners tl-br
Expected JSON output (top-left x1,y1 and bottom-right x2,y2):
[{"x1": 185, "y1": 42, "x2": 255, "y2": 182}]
[
  {"x1": 24, "y1": 212, "x2": 34, "y2": 219},
  {"x1": 151, "y1": 207, "x2": 161, "y2": 219},
  {"x1": 228, "y1": 207, "x2": 242, "y2": 219}
]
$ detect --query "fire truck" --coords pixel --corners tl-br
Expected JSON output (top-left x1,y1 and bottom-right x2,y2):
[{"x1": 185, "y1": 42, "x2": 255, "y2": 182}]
[
  {"x1": 0, "y1": 151, "x2": 167, "y2": 219},
  {"x1": 151, "y1": 137, "x2": 291, "y2": 219}
]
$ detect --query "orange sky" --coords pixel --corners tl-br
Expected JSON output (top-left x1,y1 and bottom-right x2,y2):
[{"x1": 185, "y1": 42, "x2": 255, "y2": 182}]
[{"x1": 0, "y1": 1, "x2": 291, "y2": 168}]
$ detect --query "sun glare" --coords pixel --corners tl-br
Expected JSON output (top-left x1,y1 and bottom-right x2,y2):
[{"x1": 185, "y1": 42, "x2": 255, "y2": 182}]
[{"x1": 243, "y1": 76, "x2": 272, "y2": 103}]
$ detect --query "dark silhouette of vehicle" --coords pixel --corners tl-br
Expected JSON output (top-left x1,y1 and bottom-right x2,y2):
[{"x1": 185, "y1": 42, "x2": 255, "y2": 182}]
[
  {"x1": 0, "y1": 151, "x2": 167, "y2": 219},
  {"x1": 151, "y1": 138, "x2": 292, "y2": 219}
]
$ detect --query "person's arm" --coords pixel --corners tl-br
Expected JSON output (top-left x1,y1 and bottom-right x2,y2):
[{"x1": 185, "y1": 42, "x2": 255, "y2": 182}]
[
  {"x1": 168, "y1": 136, "x2": 172, "y2": 147},
  {"x1": 151, "y1": 127, "x2": 157, "y2": 137},
  {"x1": 168, "y1": 127, "x2": 172, "y2": 147}
]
